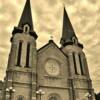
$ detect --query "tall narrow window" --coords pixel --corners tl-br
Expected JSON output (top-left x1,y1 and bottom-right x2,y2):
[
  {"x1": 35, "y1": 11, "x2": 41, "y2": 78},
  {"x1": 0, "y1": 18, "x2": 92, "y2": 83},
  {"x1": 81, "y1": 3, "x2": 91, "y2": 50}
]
[
  {"x1": 17, "y1": 41, "x2": 22, "y2": 66},
  {"x1": 79, "y1": 54, "x2": 84, "y2": 75},
  {"x1": 72, "y1": 52, "x2": 78, "y2": 75},
  {"x1": 26, "y1": 43, "x2": 30, "y2": 67}
]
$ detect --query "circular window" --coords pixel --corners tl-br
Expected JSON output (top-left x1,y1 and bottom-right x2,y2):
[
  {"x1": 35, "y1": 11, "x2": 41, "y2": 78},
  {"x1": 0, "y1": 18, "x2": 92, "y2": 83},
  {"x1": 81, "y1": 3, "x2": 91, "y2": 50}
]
[{"x1": 45, "y1": 59, "x2": 60, "y2": 76}]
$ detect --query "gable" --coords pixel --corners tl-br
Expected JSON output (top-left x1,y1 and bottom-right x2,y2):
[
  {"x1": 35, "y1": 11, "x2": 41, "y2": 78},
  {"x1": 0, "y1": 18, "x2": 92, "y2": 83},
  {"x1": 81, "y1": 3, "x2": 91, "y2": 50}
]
[
  {"x1": 37, "y1": 40, "x2": 69, "y2": 88},
  {"x1": 37, "y1": 40, "x2": 67, "y2": 59}
]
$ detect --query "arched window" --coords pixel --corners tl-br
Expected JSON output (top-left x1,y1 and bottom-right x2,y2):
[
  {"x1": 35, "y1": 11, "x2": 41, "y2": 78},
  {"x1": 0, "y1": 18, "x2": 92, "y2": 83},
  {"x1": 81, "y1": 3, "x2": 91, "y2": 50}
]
[
  {"x1": 48, "y1": 93, "x2": 61, "y2": 100},
  {"x1": 72, "y1": 52, "x2": 78, "y2": 75},
  {"x1": 25, "y1": 43, "x2": 30, "y2": 67},
  {"x1": 49, "y1": 96, "x2": 57, "y2": 100},
  {"x1": 78, "y1": 54, "x2": 84, "y2": 75},
  {"x1": 17, "y1": 95, "x2": 24, "y2": 100},
  {"x1": 16, "y1": 41, "x2": 22, "y2": 66},
  {"x1": 23, "y1": 24, "x2": 30, "y2": 34},
  {"x1": 72, "y1": 36, "x2": 78, "y2": 44}
]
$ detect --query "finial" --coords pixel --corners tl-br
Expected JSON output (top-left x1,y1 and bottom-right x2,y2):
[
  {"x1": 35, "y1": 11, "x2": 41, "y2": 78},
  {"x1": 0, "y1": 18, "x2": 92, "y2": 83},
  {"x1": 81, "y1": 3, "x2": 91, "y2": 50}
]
[
  {"x1": 49, "y1": 33, "x2": 54, "y2": 43},
  {"x1": 50, "y1": 35, "x2": 53, "y2": 40}
]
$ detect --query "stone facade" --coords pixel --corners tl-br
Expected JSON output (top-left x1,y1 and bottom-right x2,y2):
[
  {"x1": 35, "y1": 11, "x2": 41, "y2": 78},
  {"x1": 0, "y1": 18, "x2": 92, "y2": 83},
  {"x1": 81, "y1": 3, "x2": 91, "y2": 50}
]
[{"x1": 0, "y1": 0, "x2": 96, "y2": 100}]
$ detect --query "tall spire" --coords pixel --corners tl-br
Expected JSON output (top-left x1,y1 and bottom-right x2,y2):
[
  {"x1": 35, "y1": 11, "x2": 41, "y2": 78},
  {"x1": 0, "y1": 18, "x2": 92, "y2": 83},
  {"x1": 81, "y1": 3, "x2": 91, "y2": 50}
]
[
  {"x1": 12, "y1": 0, "x2": 38, "y2": 39},
  {"x1": 18, "y1": 0, "x2": 33, "y2": 31},
  {"x1": 60, "y1": 7, "x2": 78, "y2": 46}
]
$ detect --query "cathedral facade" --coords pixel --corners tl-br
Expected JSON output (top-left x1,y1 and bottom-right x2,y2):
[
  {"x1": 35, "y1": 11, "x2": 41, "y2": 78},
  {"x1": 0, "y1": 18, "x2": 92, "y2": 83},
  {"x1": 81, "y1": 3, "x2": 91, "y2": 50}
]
[{"x1": 0, "y1": 0, "x2": 96, "y2": 100}]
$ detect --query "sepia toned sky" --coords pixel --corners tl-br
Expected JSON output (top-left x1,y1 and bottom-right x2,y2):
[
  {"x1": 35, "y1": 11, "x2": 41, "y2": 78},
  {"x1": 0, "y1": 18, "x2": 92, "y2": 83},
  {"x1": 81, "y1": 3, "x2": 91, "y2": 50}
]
[{"x1": 0, "y1": 0, "x2": 100, "y2": 93}]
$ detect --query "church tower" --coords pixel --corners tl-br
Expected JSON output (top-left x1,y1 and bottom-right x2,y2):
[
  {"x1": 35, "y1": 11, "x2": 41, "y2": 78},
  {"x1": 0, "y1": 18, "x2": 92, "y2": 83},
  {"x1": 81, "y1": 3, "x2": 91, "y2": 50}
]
[
  {"x1": 3, "y1": 0, "x2": 38, "y2": 100},
  {"x1": 60, "y1": 8, "x2": 95, "y2": 100}
]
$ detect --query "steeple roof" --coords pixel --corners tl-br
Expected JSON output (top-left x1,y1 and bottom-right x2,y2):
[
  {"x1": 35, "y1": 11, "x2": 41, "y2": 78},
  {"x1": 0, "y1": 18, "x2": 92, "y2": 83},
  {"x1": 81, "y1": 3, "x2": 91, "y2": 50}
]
[
  {"x1": 60, "y1": 7, "x2": 78, "y2": 46},
  {"x1": 18, "y1": 0, "x2": 33, "y2": 31},
  {"x1": 12, "y1": 0, "x2": 38, "y2": 39}
]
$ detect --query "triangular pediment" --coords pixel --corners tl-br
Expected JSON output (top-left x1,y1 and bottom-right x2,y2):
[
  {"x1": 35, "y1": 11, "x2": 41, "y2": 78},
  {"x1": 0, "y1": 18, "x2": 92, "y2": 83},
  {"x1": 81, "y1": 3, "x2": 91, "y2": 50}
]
[{"x1": 37, "y1": 40, "x2": 67, "y2": 59}]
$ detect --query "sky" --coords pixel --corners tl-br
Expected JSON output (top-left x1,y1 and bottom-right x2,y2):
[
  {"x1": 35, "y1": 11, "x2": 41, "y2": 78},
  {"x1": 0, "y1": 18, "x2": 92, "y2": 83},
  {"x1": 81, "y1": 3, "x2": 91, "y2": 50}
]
[{"x1": 0, "y1": 0, "x2": 100, "y2": 93}]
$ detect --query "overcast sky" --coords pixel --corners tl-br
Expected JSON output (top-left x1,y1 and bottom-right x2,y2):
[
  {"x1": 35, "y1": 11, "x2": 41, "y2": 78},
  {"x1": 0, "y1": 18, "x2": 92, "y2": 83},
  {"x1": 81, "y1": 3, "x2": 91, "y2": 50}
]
[{"x1": 0, "y1": 0, "x2": 100, "y2": 93}]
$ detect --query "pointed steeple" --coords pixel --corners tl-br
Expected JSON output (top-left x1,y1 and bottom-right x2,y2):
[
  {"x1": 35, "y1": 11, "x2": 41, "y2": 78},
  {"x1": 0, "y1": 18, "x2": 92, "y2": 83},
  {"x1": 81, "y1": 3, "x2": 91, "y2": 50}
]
[
  {"x1": 18, "y1": 0, "x2": 33, "y2": 30},
  {"x1": 60, "y1": 7, "x2": 79, "y2": 46},
  {"x1": 12, "y1": 0, "x2": 37, "y2": 39}
]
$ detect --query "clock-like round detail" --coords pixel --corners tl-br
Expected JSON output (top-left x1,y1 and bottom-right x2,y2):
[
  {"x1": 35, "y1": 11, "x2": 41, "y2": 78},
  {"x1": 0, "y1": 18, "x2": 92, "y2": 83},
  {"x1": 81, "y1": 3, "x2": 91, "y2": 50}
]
[{"x1": 45, "y1": 59, "x2": 60, "y2": 76}]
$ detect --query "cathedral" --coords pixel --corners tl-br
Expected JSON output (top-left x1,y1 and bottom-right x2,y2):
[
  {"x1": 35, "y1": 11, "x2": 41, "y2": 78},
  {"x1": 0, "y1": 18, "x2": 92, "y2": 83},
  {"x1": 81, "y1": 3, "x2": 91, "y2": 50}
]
[{"x1": 0, "y1": 0, "x2": 96, "y2": 100}]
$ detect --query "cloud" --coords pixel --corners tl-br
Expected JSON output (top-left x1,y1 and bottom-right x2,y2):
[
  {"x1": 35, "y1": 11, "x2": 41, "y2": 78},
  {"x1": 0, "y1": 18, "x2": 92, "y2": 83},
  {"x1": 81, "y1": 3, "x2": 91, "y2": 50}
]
[{"x1": 0, "y1": 0, "x2": 100, "y2": 93}]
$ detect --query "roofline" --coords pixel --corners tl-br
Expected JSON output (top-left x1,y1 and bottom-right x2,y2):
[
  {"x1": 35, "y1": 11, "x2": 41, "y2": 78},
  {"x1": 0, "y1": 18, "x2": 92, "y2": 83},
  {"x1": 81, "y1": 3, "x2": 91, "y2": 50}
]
[{"x1": 37, "y1": 40, "x2": 68, "y2": 58}]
